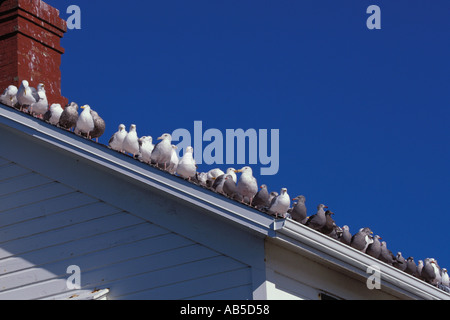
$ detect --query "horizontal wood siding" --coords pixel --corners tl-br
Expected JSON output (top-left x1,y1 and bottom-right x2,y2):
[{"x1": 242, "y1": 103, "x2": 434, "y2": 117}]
[{"x1": 0, "y1": 158, "x2": 252, "y2": 300}]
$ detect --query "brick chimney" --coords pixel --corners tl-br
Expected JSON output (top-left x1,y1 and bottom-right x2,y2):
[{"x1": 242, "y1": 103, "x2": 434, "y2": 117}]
[{"x1": 0, "y1": 0, "x2": 68, "y2": 106}]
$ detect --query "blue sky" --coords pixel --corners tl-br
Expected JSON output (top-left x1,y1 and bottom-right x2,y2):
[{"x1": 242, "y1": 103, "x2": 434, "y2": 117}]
[{"x1": 45, "y1": 0, "x2": 450, "y2": 268}]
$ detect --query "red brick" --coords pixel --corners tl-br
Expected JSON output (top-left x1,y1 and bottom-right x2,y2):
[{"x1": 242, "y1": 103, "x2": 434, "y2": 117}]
[{"x1": 0, "y1": 0, "x2": 67, "y2": 106}]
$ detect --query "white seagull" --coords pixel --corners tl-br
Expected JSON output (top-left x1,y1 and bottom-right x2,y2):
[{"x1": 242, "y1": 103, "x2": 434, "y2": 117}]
[
  {"x1": 176, "y1": 146, "x2": 197, "y2": 180},
  {"x1": 0, "y1": 85, "x2": 18, "y2": 107},
  {"x1": 75, "y1": 105, "x2": 95, "y2": 139},
  {"x1": 109, "y1": 124, "x2": 127, "y2": 152},
  {"x1": 122, "y1": 124, "x2": 140, "y2": 157}
]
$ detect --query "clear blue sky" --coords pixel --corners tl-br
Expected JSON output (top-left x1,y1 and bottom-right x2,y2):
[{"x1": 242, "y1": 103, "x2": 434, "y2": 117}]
[{"x1": 45, "y1": 0, "x2": 450, "y2": 268}]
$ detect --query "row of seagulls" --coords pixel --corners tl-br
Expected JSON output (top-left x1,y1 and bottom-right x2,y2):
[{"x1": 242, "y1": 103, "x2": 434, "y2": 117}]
[
  {"x1": 1, "y1": 80, "x2": 106, "y2": 142},
  {"x1": 3, "y1": 85, "x2": 448, "y2": 293}
]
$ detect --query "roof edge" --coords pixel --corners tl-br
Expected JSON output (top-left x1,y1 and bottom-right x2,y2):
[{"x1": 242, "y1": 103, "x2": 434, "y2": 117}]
[{"x1": 274, "y1": 219, "x2": 450, "y2": 300}]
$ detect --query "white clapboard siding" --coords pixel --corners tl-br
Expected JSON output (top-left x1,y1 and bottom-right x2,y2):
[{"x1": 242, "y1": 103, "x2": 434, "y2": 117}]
[{"x1": 0, "y1": 160, "x2": 252, "y2": 300}]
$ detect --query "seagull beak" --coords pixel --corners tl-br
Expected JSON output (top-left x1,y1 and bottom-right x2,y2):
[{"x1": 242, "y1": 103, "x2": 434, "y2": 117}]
[
  {"x1": 234, "y1": 169, "x2": 242, "y2": 173},
  {"x1": 324, "y1": 206, "x2": 328, "y2": 209},
  {"x1": 157, "y1": 136, "x2": 163, "y2": 140},
  {"x1": 81, "y1": 105, "x2": 86, "y2": 109}
]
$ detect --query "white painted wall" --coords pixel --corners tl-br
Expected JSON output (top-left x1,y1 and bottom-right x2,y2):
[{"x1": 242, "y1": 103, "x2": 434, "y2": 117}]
[{"x1": 264, "y1": 240, "x2": 402, "y2": 300}]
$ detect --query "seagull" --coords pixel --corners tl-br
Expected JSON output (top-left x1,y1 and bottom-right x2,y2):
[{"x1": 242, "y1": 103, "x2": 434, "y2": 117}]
[
  {"x1": 320, "y1": 210, "x2": 336, "y2": 235},
  {"x1": 138, "y1": 136, "x2": 154, "y2": 164},
  {"x1": 393, "y1": 252, "x2": 407, "y2": 271},
  {"x1": 212, "y1": 174, "x2": 228, "y2": 194},
  {"x1": 430, "y1": 259, "x2": 442, "y2": 286},
  {"x1": 417, "y1": 260, "x2": 424, "y2": 279},
  {"x1": 421, "y1": 258, "x2": 436, "y2": 284},
  {"x1": 109, "y1": 124, "x2": 127, "y2": 152},
  {"x1": 405, "y1": 257, "x2": 418, "y2": 276},
  {"x1": 289, "y1": 195, "x2": 308, "y2": 224},
  {"x1": 366, "y1": 235, "x2": 382, "y2": 259},
  {"x1": 151, "y1": 133, "x2": 173, "y2": 170},
  {"x1": 222, "y1": 174, "x2": 237, "y2": 199},
  {"x1": 59, "y1": 102, "x2": 79, "y2": 131},
  {"x1": 441, "y1": 268, "x2": 449, "y2": 287},
  {"x1": 89, "y1": 109, "x2": 106, "y2": 142},
  {"x1": 379, "y1": 241, "x2": 395, "y2": 265},
  {"x1": 167, "y1": 145, "x2": 179, "y2": 174},
  {"x1": 75, "y1": 105, "x2": 95, "y2": 139},
  {"x1": 176, "y1": 146, "x2": 197, "y2": 180},
  {"x1": 122, "y1": 124, "x2": 140, "y2": 157},
  {"x1": 305, "y1": 204, "x2": 328, "y2": 231},
  {"x1": 29, "y1": 83, "x2": 48, "y2": 118},
  {"x1": 17, "y1": 80, "x2": 38, "y2": 111},
  {"x1": 339, "y1": 225, "x2": 352, "y2": 246},
  {"x1": 350, "y1": 227, "x2": 373, "y2": 252},
  {"x1": 212, "y1": 168, "x2": 238, "y2": 193},
  {"x1": 43, "y1": 103, "x2": 64, "y2": 125},
  {"x1": 195, "y1": 172, "x2": 208, "y2": 187},
  {"x1": 268, "y1": 191, "x2": 278, "y2": 204},
  {"x1": 235, "y1": 166, "x2": 258, "y2": 204},
  {"x1": 206, "y1": 168, "x2": 225, "y2": 188},
  {"x1": 225, "y1": 168, "x2": 237, "y2": 183},
  {"x1": 268, "y1": 188, "x2": 291, "y2": 218},
  {"x1": 251, "y1": 185, "x2": 270, "y2": 209},
  {"x1": 0, "y1": 85, "x2": 18, "y2": 107}
]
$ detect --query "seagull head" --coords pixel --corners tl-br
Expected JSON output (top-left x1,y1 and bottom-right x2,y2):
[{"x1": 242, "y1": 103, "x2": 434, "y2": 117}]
[
  {"x1": 292, "y1": 195, "x2": 306, "y2": 202},
  {"x1": 157, "y1": 133, "x2": 172, "y2": 141},
  {"x1": 185, "y1": 146, "x2": 194, "y2": 154},
  {"x1": 235, "y1": 166, "x2": 253, "y2": 175}
]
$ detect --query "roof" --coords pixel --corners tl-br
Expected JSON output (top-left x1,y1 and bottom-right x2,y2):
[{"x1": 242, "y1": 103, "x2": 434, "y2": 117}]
[{"x1": 1, "y1": 102, "x2": 449, "y2": 300}]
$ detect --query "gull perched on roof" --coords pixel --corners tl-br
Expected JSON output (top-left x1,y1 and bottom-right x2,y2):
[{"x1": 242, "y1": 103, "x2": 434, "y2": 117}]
[
  {"x1": 289, "y1": 195, "x2": 308, "y2": 224},
  {"x1": 109, "y1": 124, "x2": 127, "y2": 152},
  {"x1": 122, "y1": 124, "x2": 140, "y2": 157},
  {"x1": 339, "y1": 225, "x2": 352, "y2": 246},
  {"x1": 43, "y1": 103, "x2": 64, "y2": 126},
  {"x1": 223, "y1": 174, "x2": 237, "y2": 199},
  {"x1": 167, "y1": 145, "x2": 179, "y2": 174},
  {"x1": 17, "y1": 80, "x2": 38, "y2": 111},
  {"x1": 268, "y1": 188, "x2": 291, "y2": 218},
  {"x1": 251, "y1": 184, "x2": 270, "y2": 209},
  {"x1": 138, "y1": 136, "x2": 154, "y2": 164},
  {"x1": 0, "y1": 85, "x2": 18, "y2": 107},
  {"x1": 350, "y1": 227, "x2": 373, "y2": 253},
  {"x1": 59, "y1": 102, "x2": 79, "y2": 131},
  {"x1": 151, "y1": 133, "x2": 173, "y2": 170},
  {"x1": 235, "y1": 166, "x2": 258, "y2": 204},
  {"x1": 75, "y1": 105, "x2": 95, "y2": 139},
  {"x1": 89, "y1": 109, "x2": 106, "y2": 142},
  {"x1": 366, "y1": 234, "x2": 382, "y2": 259},
  {"x1": 29, "y1": 83, "x2": 48, "y2": 119},
  {"x1": 305, "y1": 204, "x2": 328, "y2": 231},
  {"x1": 176, "y1": 146, "x2": 197, "y2": 181}
]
